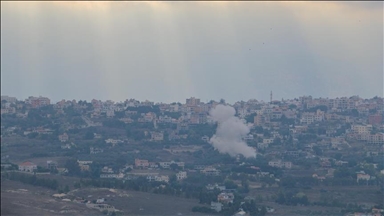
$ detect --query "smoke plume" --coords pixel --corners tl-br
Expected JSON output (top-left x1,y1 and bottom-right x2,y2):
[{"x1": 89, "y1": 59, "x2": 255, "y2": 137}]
[{"x1": 209, "y1": 104, "x2": 256, "y2": 158}]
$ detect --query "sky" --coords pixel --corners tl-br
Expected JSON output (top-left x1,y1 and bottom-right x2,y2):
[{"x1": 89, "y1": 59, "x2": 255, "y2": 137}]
[{"x1": 1, "y1": 1, "x2": 383, "y2": 104}]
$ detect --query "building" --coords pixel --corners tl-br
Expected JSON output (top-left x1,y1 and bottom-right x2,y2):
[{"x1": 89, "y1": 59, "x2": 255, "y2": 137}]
[
  {"x1": 367, "y1": 133, "x2": 384, "y2": 144},
  {"x1": 217, "y1": 192, "x2": 234, "y2": 204},
  {"x1": 206, "y1": 184, "x2": 226, "y2": 191},
  {"x1": 47, "y1": 160, "x2": 58, "y2": 170},
  {"x1": 352, "y1": 124, "x2": 372, "y2": 134},
  {"x1": 90, "y1": 147, "x2": 104, "y2": 154},
  {"x1": 201, "y1": 167, "x2": 221, "y2": 176},
  {"x1": 159, "y1": 161, "x2": 185, "y2": 169},
  {"x1": 106, "y1": 110, "x2": 115, "y2": 118},
  {"x1": 268, "y1": 160, "x2": 292, "y2": 169},
  {"x1": 18, "y1": 161, "x2": 37, "y2": 172},
  {"x1": 211, "y1": 202, "x2": 223, "y2": 212},
  {"x1": 263, "y1": 138, "x2": 274, "y2": 144},
  {"x1": 369, "y1": 114, "x2": 383, "y2": 126},
  {"x1": 105, "y1": 139, "x2": 124, "y2": 145},
  {"x1": 234, "y1": 209, "x2": 247, "y2": 216},
  {"x1": 357, "y1": 173, "x2": 371, "y2": 182},
  {"x1": 300, "y1": 110, "x2": 324, "y2": 124},
  {"x1": 1, "y1": 95, "x2": 17, "y2": 103},
  {"x1": 155, "y1": 175, "x2": 169, "y2": 183},
  {"x1": 186, "y1": 97, "x2": 200, "y2": 106},
  {"x1": 176, "y1": 171, "x2": 187, "y2": 180},
  {"x1": 100, "y1": 173, "x2": 124, "y2": 179},
  {"x1": 59, "y1": 133, "x2": 69, "y2": 142},
  {"x1": 202, "y1": 135, "x2": 210, "y2": 142},
  {"x1": 26, "y1": 96, "x2": 50, "y2": 108},
  {"x1": 254, "y1": 115, "x2": 265, "y2": 126},
  {"x1": 151, "y1": 132, "x2": 164, "y2": 141},
  {"x1": 135, "y1": 159, "x2": 149, "y2": 168}
]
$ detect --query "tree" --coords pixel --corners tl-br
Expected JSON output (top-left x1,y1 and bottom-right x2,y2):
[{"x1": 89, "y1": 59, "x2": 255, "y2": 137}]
[
  {"x1": 64, "y1": 159, "x2": 81, "y2": 176},
  {"x1": 276, "y1": 191, "x2": 285, "y2": 204},
  {"x1": 313, "y1": 146, "x2": 323, "y2": 156},
  {"x1": 27, "y1": 132, "x2": 38, "y2": 139},
  {"x1": 224, "y1": 180, "x2": 238, "y2": 189},
  {"x1": 259, "y1": 206, "x2": 267, "y2": 215},
  {"x1": 170, "y1": 163, "x2": 180, "y2": 171},
  {"x1": 84, "y1": 131, "x2": 94, "y2": 140},
  {"x1": 64, "y1": 185, "x2": 70, "y2": 193}
]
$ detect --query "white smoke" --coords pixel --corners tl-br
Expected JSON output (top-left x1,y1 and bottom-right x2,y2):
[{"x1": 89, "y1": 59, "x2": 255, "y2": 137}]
[{"x1": 209, "y1": 104, "x2": 256, "y2": 158}]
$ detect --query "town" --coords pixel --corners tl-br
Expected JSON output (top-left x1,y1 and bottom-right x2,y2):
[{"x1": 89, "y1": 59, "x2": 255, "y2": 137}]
[{"x1": 1, "y1": 94, "x2": 383, "y2": 216}]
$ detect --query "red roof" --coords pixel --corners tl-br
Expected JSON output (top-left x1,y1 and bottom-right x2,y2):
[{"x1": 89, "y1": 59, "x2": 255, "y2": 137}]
[{"x1": 20, "y1": 161, "x2": 36, "y2": 166}]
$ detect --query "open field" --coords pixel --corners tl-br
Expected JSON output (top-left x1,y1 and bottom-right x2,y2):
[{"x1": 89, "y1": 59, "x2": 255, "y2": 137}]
[
  {"x1": 1, "y1": 177, "x2": 208, "y2": 216},
  {"x1": 247, "y1": 185, "x2": 383, "y2": 215},
  {"x1": 1, "y1": 179, "x2": 102, "y2": 216},
  {"x1": 70, "y1": 187, "x2": 207, "y2": 216}
]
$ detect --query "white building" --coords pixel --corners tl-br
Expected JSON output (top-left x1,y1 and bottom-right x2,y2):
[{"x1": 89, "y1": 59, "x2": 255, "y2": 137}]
[
  {"x1": 151, "y1": 132, "x2": 164, "y2": 141},
  {"x1": 211, "y1": 202, "x2": 223, "y2": 212},
  {"x1": 268, "y1": 160, "x2": 292, "y2": 169},
  {"x1": 106, "y1": 110, "x2": 115, "y2": 118},
  {"x1": 200, "y1": 167, "x2": 221, "y2": 176},
  {"x1": 357, "y1": 173, "x2": 370, "y2": 182},
  {"x1": 18, "y1": 161, "x2": 37, "y2": 172},
  {"x1": 100, "y1": 173, "x2": 124, "y2": 179},
  {"x1": 176, "y1": 171, "x2": 187, "y2": 180},
  {"x1": 352, "y1": 124, "x2": 373, "y2": 134}
]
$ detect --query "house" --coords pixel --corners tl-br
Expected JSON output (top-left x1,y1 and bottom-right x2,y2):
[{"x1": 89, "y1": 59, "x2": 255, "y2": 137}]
[
  {"x1": 47, "y1": 160, "x2": 58, "y2": 170},
  {"x1": 242, "y1": 134, "x2": 254, "y2": 140},
  {"x1": 101, "y1": 166, "x2": 114, "y2": 173},
  {"x1": 217, "y1": 192, "x2": 234, "y2": 204},
  {"x1": 96, "y1": 198, "x2": 105, "y2": 204},
  {"x1": 90, "y1": 147, "x2": 104, "y2": 154},
  {"x1": 211, "y1": 202, "x2": 223, "y2": 212},
  {"x1": 351, "y1": 124, "x2": 373, "y2": 134},
  {"x1": 80, "y1": 164, "x2": 90, "y2": 171},
  {"x1": 61, "y1": 144, "x2": 71, "y2": 149},
  {"x1": 100, "y1": 173, "x2": 124, "y2": 179},
  {"x1": 176, "y1": 171, "x2": 187, "y2": 180},
  {"x1": 151, "y1": 132, "x2": 164, "y2": 141},
  {"x1": 135, "y1": 159, "x2": 149, "y2": 168},
  {"x1": 268, "y1": 160, "x2": 292, "y2": 169},
  {"x1": 257, "y1": 143, "x2": 269, "y2": 149},
  {"x1": 18, "y1": 161, "x2": 37, "y2": 172},
  {"x1": 106, "y1": 110, "x2": 115, "y2": 118},
  {"x1": 25, "y1": 96, "x2": 50, "y2": 108},
  {"x1": 94, "y1": 133, "x2": 102, "y2": 139},
  {"x1": 233, "y1": 209, "x2": 247, "y2": 216},
  {"x1": 357, "y1": 173, "x2": 371, "y2": 182},
  {"x1": 148, "y1": 162, "x2": 159, "y2": 169},
  {"x1": 202, "y1": 135, "x2": 210, "y2": 142},
  {"x1": 105, "y1": 139, "x2": 124, "y2": 145},
  {"x1": 59, "y1": 133, "x2": 69, "y2": 142},
  {"x1": 159, "y1": 161, "x2": 185, "y2": 169},
  {"x1": 201, "y1": 167, "x2": 221, "y2": 176},
  {"x1": 155, "y1": 175, "x2": 169, "y2": 183},
  {"x1": 77, "y1": 160, "x2": 93, "y2": 165},
  {"x1": 262, "y1": 138, "x2": 274, "y2": 144},
  {"x1": 206, "y1": 184, "x2": 226, "y2": 191}
]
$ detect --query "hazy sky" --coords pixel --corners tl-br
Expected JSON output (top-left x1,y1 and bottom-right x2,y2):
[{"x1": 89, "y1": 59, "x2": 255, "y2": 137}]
[{"x1": 1, "y1": 1, "x2": 383, "y2": 103}]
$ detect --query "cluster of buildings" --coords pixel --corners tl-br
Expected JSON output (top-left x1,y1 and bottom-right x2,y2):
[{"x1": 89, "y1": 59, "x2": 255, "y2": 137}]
[{"x1": 1, "y1": 95, "x2": 383, "y2": 145}]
